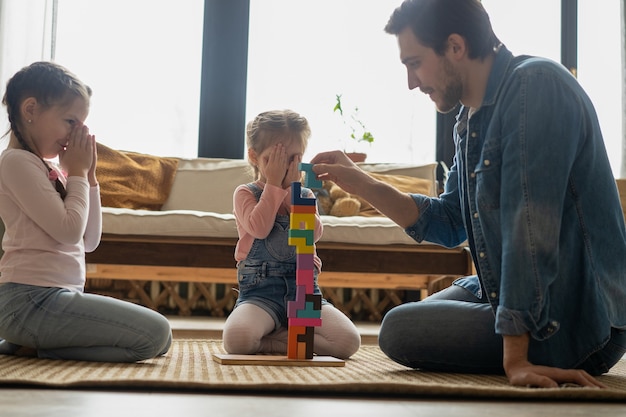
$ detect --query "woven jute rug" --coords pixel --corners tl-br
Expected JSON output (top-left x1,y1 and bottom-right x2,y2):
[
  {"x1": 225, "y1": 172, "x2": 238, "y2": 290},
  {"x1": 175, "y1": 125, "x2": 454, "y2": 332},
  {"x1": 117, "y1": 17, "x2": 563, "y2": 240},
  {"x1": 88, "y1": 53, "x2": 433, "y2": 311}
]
[{"x1": 1, "y1": 339, "x2": 625, "y2": 401}]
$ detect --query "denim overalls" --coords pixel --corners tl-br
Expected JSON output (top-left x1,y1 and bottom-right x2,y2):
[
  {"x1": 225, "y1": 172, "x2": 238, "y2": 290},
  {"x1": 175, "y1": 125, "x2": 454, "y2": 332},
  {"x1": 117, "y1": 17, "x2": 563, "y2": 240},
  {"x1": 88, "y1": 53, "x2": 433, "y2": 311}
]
[{"x1": 234, "y1": 183, "x2": 326, "y2": 330}]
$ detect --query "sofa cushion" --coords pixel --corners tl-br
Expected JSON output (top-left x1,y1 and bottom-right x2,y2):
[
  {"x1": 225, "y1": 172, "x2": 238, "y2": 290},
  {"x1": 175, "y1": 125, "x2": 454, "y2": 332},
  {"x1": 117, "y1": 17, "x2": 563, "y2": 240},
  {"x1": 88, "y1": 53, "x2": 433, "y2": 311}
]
[
  {"x1": 100, "y1": 207, "x2": 422, "y2": 245},
  {"x1": 358, "y1": 162, "x2": 438, "y2": 196},
  {"x1": 358, "y1": 172, "x2": 434, "y2": 216},
  {"x1": 161, "y1": 158, "x2": 253, "y2": 213},
  {"x1": 162, "y1": 158, "x2": 438, "y2": 214}
]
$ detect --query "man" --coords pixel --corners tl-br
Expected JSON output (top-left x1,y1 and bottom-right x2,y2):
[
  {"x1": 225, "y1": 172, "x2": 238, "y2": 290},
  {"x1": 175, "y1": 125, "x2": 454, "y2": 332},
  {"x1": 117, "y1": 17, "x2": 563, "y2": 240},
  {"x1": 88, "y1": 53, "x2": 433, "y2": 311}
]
[{"x1": 311, "y1": 0, "x2": 626, "y2": 388}]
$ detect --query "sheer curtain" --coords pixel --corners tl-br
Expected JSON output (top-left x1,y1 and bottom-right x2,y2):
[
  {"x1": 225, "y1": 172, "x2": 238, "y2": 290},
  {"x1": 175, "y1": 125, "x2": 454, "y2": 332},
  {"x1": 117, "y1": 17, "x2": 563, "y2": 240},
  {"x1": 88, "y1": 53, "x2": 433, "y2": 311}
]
[{"x1": 0, "y1": 0, "x2": 55, "y2": 142}]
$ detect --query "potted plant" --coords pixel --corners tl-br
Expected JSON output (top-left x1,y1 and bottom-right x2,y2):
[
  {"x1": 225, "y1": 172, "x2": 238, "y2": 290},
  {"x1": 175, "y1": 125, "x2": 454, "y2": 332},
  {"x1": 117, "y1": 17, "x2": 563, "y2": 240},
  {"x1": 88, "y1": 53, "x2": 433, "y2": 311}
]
[{"x1": 333, "y1": 94, "x2": 374, "y2": 162}]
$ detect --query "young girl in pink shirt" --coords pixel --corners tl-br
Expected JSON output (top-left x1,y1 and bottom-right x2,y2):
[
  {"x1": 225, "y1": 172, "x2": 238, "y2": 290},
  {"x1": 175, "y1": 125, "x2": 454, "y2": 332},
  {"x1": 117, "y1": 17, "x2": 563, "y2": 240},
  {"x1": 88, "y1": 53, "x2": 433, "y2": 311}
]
[
  {"x1": 222, "y1": 109, "x2": 360, "y2": 359},
  {"x1": 0, "y1": 61, "x2": 171, "y2": 362}
]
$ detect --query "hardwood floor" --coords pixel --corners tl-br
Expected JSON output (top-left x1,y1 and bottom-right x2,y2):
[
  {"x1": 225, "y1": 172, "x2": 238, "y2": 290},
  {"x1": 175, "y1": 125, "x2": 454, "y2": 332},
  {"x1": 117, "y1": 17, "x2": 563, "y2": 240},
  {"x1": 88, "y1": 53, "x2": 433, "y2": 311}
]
[
  {"x1": 2, "y1": 317, "x2": 625, "y2": 417},
  {"x1": 2, "y1": 388, "x2": 625, "y2": 417}
]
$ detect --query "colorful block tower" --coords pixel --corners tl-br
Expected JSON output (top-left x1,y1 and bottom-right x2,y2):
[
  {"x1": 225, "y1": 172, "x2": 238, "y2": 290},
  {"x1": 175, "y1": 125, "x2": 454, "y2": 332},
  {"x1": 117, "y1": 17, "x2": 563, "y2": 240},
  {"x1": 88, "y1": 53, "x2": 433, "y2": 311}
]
[{"x1": 287, "y1": 163, "x2": 322, "y2": 359}]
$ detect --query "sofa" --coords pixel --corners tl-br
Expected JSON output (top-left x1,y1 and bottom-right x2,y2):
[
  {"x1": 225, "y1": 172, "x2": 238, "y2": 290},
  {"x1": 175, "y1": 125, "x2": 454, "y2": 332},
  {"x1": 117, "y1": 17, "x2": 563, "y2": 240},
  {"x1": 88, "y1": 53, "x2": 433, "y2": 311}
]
[{"x1": 83, "y1": 146, "x2": 474, "y2": 319}]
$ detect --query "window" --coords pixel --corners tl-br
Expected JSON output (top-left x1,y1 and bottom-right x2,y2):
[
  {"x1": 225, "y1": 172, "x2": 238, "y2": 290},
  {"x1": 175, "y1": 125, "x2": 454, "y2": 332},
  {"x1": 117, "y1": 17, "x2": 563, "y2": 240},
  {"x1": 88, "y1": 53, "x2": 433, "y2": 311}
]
[
  {"x1": 54, "y1": 0, "x2": 204, "y2": 158},
  {"x1": 30, "y1": 0, "x2": 623, "y2": 175},
  {"x1": 246, "y1": 0, "x2": 436, "y2": 164},
  {"x1": 578, "y1": 0, "x2": 623, "y2": 176},
  {"x1": 484, "y1": 0, "x2": 622, "y2": 176}
]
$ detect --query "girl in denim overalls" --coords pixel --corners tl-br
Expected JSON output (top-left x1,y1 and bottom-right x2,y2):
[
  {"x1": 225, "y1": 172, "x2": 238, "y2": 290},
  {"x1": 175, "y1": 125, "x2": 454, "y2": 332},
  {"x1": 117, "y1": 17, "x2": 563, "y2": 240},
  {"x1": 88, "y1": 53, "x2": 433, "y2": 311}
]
[{"x1": 222, "y1": 110, "x2": 360, "y2": 359}]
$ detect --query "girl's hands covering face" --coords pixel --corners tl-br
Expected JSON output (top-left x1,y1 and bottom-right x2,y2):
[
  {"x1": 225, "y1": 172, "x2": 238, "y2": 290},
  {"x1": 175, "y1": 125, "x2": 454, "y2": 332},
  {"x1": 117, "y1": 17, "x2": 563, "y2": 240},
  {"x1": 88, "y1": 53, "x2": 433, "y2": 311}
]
[
  {"x1": 282, "y1": 153, "x2": 302, "y2": 189},
  {"x1": 259, "y1": 143, "x2": 289, "y2": 187}
]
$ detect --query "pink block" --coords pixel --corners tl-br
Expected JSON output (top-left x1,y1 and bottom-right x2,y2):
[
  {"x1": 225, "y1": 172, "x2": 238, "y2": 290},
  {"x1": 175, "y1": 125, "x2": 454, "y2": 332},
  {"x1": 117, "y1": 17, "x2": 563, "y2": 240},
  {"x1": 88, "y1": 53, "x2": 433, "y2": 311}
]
[
  {"x1": 297, "y1": 254, "x2": 314, "y2": 270},
  {"x1": 296, "y1": 269, "x2": 314, "y2": 292},
  {"x1": 288, "y1": 317, "x2": 322, "y2": 327}
]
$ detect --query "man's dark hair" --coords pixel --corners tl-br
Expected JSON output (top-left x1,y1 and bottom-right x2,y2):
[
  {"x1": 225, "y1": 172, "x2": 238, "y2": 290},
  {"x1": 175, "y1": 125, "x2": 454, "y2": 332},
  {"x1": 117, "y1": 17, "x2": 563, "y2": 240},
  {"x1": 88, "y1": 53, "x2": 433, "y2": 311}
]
[{"x1": 385, "y1": 0, "x2": 501, "y2": 60}]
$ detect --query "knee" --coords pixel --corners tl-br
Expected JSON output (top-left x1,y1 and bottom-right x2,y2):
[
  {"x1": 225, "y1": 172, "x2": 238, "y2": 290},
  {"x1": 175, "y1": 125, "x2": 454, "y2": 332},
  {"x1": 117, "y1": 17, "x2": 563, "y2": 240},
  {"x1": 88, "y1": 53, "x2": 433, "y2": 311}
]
[
  {"x1": 135, "y1": 314, "x2": 172, "y2": 361},
  {"x1": 341, "y1": 333, "x2": 362, "y2": 360},
  {"x1": 378, "y1": 307, "x2": 407, "y2": 361},
  {"x1": 329, "y1": 327, "x2": 361, "y2": 360},
  {"x1": 222, "y1": 324, "x2": 259, "y2": 354}
]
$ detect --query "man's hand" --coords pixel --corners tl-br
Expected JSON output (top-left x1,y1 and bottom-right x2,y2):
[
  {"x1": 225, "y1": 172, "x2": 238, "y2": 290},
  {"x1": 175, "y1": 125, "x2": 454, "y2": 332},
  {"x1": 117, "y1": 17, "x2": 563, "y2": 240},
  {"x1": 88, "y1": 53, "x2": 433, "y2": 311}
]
[
  {"x1": 503, "y1": 334, "x2": 606, "y2": 388},
  {"x1": 310, "y1": 150, "x2": 365, "y2": 195},
  {"x1": 506, "y1": 362, "x2": 606, "y2": 388},
  {"x1": 311, "y1": 150, "x2": 419, "y2": 227}
]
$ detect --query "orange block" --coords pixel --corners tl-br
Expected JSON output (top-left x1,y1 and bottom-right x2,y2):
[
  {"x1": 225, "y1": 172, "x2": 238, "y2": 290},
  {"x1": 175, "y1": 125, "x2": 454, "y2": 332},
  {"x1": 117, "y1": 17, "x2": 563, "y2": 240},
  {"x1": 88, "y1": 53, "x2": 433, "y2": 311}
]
[
  {"x1": 291, "y1": 205, "x2": 316, "y2": 214},
  {"x1": 287, "y1": 325, "x2": 306, "y2": 359}
]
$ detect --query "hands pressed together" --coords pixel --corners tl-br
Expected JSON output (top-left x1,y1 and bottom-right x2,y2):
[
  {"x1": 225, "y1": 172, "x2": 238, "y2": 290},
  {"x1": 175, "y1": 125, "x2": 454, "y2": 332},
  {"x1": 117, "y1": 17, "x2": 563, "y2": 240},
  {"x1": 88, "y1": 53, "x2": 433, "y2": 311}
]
[{"x1": 59, "y1": 123, "x2": 98, "y2": 186}]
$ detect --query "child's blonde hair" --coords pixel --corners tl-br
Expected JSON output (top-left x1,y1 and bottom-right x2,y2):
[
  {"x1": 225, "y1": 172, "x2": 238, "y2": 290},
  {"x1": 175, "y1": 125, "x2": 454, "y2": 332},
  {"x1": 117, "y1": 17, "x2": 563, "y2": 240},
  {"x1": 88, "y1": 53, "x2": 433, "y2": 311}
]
[{"x1": 246, "y1": 109, "x2": 311, "y2": 179}]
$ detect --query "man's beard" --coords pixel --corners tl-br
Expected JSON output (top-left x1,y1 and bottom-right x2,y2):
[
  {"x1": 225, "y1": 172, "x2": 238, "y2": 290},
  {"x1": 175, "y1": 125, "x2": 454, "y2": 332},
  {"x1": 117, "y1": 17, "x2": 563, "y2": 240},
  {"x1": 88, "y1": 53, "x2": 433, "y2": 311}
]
[{"x1": 436, "y1": 58, "x2": 463, "y2": 114}]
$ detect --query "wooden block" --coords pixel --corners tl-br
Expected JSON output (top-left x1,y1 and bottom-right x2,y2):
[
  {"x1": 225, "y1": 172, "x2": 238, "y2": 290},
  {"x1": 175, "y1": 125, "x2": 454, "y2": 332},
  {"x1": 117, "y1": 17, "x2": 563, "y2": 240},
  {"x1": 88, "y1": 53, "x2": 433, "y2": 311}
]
[
  {"x1": 290, "y1": 213, "x2": 315, "y2": 230},
  {"x1": 298, "y1": 162, "x2": 323, "y2": 189},
  {"x1": 287, "y1": 237, "x2": 315, "y2": 254},
  {"x1": 296, "y1": 302, "x2": 322, "y2": 319},
  {"x1": 291, "y1": 182, "x2": 316, "y2": 206},
  {"x1": 296, "y1": 341, "x2": 308, "y2": 359},
  {"x1": 297, "y1": 326, "x2": 315, "y2": 345},
  {"x1": 291, "y1": 204, "x2": 317, "y2": 214},
  {"x1": 287, "y1": 285, "x2": 306, "y2": 317},
  {"x1": 296, "y1": 254, "x2": 314, "y2": 271},
  {"x1": 288, "y1": 229, "x2": 314, "y2": 245},
  {"x1": 305, "y1": 293, "x2": 322, "y2": 309},
  {"x1": 212, "y1": 354, "x2": 344, "y2": 367},
  {"x1": 298, "y1": 327, "x2": 315, "y2": 359},
  {"x1": 296, "y1": 271, "x2": 314, "y2": 293},
  {"x1": 289, "y1": 317, "x2": 322, "y2": 327},
  {"x1": 287, "y1": 325, "x2": 306, "y2": 359}
]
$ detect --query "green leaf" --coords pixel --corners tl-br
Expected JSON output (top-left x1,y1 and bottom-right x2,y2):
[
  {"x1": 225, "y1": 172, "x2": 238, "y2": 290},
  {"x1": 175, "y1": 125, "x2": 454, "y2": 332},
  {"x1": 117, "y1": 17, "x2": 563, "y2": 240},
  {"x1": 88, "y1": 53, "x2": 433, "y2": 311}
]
[
  {"x1": 361, "y1": 131, "x2": 374, "y2": 143},
  {"x1": 333, "y1": 94, "x2": 343, "y2": 115}
]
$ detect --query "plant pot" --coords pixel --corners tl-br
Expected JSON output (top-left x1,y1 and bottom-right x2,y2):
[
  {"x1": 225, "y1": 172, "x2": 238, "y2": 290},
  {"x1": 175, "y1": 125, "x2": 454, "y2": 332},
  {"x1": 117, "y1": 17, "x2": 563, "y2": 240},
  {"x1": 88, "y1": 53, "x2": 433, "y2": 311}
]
[{"x1": 346, "y1": 152, "x2": 367, "y2": 163}]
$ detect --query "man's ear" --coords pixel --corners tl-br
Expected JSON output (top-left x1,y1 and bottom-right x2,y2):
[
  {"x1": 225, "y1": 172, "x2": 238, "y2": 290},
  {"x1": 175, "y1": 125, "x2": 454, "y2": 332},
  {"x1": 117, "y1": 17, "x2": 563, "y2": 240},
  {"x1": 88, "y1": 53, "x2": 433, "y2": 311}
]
[
  {"x1": 447, "y1": 34, "x2": 466, "y2": 60},
  {"x1": 20, "y1": 97, "x2": 38, "y2": 122}
]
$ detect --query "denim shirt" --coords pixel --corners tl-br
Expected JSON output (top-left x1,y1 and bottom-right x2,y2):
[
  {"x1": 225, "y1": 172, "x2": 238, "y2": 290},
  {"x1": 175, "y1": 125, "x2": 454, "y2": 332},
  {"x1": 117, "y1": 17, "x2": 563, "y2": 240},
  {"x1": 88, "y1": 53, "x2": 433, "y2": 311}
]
[{"x1": 406, "y1": 45, "x2": 626, "y2": 368}]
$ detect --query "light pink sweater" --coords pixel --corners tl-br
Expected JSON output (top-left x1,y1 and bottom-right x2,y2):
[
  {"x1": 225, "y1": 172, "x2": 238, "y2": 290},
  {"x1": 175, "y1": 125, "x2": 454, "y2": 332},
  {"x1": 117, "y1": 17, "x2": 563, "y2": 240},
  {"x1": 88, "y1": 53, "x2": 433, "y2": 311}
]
[
  {"x1": 0, "y1": 149, "x2": 101, "y2": 292},
  {"x1": 233, "y1": 181, "x2": 323, "y2": 271}
]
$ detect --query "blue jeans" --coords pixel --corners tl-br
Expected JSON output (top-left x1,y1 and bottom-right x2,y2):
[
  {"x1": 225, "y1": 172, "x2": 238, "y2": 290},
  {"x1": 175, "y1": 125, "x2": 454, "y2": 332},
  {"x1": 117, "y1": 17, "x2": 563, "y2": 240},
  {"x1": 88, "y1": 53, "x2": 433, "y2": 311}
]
[
  {"x1": 378, "y1": 284, "x2": 626, "y2": 375},
  {"x1": 0, "y1": 283, "x2": 172, "y2": 362},
  {"x1": 236, "y1": 259, "x2": 327, "y2": 329}
]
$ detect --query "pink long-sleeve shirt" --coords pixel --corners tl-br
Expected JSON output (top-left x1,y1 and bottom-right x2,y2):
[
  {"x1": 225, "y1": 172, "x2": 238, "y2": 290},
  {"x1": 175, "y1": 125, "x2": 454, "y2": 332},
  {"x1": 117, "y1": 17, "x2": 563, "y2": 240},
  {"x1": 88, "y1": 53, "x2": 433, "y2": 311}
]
[
  {"x1": 0, "y1": 149, "x2": 102, "y2": 292},
  {"x1": 233, "y1": 181, "x2": 323, "y2": 272}
]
